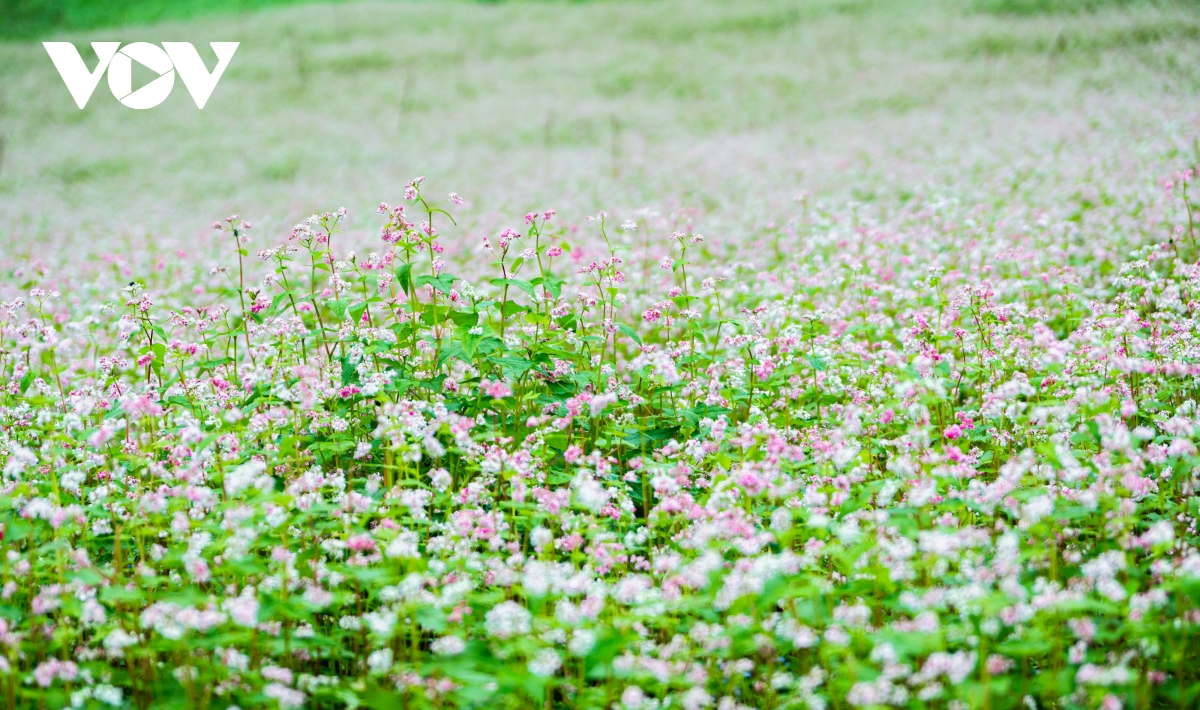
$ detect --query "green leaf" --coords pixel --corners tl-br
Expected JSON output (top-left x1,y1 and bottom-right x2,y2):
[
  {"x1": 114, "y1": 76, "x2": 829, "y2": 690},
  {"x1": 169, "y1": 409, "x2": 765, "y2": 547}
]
[
  {"x1": 438, "y1": 343, "x2": 471, "y2": 366},
  {"x1": 623, "y1": 427, "x2": 678, "y2": 448},
  {"x1": 462, "y1": 332, "x2": 482, "y2": 359},
  {"x1": 396, "y1": 263, "x2": 413, "y2": 296},
  {"x1": 194, "y1": 355, "x2": 231, "y2": 371},
  {"x1": 341, "y1": 356, "x2": 361, "y2": 386},
  {"x1": 70, "y1": 567, "x2": 107, "y2": 587},
  {"x1": 100, "y1": 585, "x2": 144, "y2": 604},
  {"x1": 500, "y1": 300, "x2": 527, "y2": 318},
  {"x1": 511, "y1": 279, "x2": 537, "y2": 298},
  {"x1": 449, "y1": 310, "x2": 479, "y2": 329},
  {"x1": 415, "y1": 273, "x2": 456, "y2": 295},
  {"x1": 490, "y1": 277, "x2": 537, "y2": 299},
  {"x1": 493, "y1": 356, "x2": 533, "y2": 379},
  {"x1": 478, "y1": 336, "x2": 504, "y2": 354},
  {"x1": 556, "y1": 313, "x2": 577, "y2": 331},
  {"x1": 313, "y1": 440, "x2": 357, "y2": 455},
  {"x1": 617, "y1": 323, "x2": 642, "y2": 345},
  {"x1": 361, "y1": 686, "x2": 405, "y2": 710},
  {"x1": 416, "y1": 606, "x2": 447, "y2": 632},
  {"x1": 269, "y1": 291, "x2": 293, "y2": 316},
  {"x1": 539, "y1": 275, "x2": 564, "y2": 298},
  {"x1": 3, "y1": 519, "x2": 31, "y2": 542},
  {"x1": 327, "y1": 300, "x2": 348, "y2": 320},
  {"x1": 419, "y1": 306, "x2": 445, "y2": 326}
]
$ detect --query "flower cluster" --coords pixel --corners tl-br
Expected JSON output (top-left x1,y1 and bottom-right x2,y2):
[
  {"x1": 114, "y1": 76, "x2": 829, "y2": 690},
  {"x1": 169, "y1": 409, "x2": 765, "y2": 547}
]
[{"x1": 0, "y1": 169, "x2": 1198, "y2": 710}]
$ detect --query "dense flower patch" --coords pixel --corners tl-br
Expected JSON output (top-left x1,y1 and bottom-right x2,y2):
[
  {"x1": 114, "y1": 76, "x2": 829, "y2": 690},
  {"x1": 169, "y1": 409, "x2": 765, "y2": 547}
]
[{"x1": 1, "y1": 171, "x2": 1200, "y2": 710}]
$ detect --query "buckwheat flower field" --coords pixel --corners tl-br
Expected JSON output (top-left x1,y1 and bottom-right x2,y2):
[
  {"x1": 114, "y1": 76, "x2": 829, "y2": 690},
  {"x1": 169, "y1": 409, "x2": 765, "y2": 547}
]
[{"x1": 3, "y1": 0, "x2": 1200, "y2": 709}]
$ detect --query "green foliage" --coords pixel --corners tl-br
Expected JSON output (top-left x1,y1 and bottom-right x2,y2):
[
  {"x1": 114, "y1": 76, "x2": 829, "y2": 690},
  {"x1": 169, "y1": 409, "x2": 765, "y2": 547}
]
[
  {"x1": 0, "y1": 0, "x2": 336, "y2": 39},
  {"x1": 969, "y1": 0, "x2": 1181, "y2": 16}
]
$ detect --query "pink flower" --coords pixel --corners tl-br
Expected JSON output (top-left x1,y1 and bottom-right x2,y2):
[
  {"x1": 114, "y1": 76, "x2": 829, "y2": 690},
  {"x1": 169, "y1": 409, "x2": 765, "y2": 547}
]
[
  {"x1": 497, "y1": 228, "x2": 521, "y2": 249},
  {"x1": 1068, "y1": 617, "x2": 1096, "y2": 642},
  {"x1": 185, "y1": 558, "x2": 211, "y2": 583},
  {"x1": 347, "y1": 534, "x2": 376, "y2": 552},
  {"x1": 262, "y1": 665, "x2": 294, "y2": 684},
  {"x1": 986, "y1": 654, "x2": 1014, "y2": 675},
  {"x1": 404, "y1": 177, "x2": 425, "y2": 200},
  {"x1": 222, "y1": 588, "x2": 260, "y2": 628},
  {"x1": 482, "y1": 379, "x2": 512, "y2": 399},
  {"x1": 32, "y1": 659, "x2": 77, "y2": 688}
]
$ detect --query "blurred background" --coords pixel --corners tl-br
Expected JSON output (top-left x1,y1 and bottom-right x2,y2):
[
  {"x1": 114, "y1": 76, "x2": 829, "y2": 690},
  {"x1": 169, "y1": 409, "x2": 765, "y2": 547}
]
[{"x1": 1, "y1": 0, "x2": 1198, "y2": 265}]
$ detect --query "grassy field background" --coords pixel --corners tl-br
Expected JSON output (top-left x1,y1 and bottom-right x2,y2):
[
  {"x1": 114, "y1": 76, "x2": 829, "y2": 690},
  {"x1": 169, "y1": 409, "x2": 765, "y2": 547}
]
[{"x1": 0, "y1": 0, "x2": 1198, "y2": 266}]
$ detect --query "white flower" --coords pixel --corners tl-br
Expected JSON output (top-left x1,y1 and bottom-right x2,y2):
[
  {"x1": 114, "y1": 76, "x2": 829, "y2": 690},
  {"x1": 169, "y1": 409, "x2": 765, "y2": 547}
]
[
  {"x1": 367, "y1": 648, "x2": 393, "y2": 675},
  {"x1": 1022, "y1": 496, "x2": 1053, "y2": 524},
  {"x1": 385, "y1": 530, "x2": 419, "y2": 559},
  {"x1": 363, "y1": 609, "x2": 397, "y2": 638},
  {"x1": 3, "y1": 446, "x2": 36, "y2": 479},
  {"x1": 527, "y1": 649, "x2": 562, "y2": 677},
  {"x1": 431, "y1": 636, "x2": 467, "y2": 656},
  {"x1": 263, "y1": 683, "x2": 305, "y2": 709},
  {"x1": 430, "y1": 467, "x2": 452, "y2": 491},
  {"x1": 222, "y1": 587, "x2": 259, "y2": 628},
  {"x1": 220, "y1": 647, "x2": 250, "y2": 670},
  {"x1": 1179, "y1": 554, "x2": 1200, "y2": 577},
  {"x1": 93, "y1": 684, "x2": 123, "y2": 706},
  {"x1": 103, "y1": 629, "x2": 138, "y2": 657},
  {"x1": 60, "y1": 470, "x2": 85, "y2": 494},
  {"x1": 682, "y1": 687, "x2": 713, "y2": 710},
  {"x1": 530, "y1": 527, "x2": 553, "y2": 551},
  {"x1": 832, "y1": 442, "x2": 860, "y2": 470},
  {"x1": 568, "y1": 629, "x2": 596, "y2": 657},
  {"x1": 484, "y1": 601, "x2": 532, "y2": 639},
  {"x1": 1142, "y1": 520, "x2": 1174, "y2": 547},
  {"x1": 573, "y1": 474, "x2": 610, "y2": 513},
  {"x1": 823, "y1": 626, "x2": 849, "y2": 646},
  {"x1": 224, "y1": 460, "x2": 269, "y2": 497},
  {"x1": 1096, "y1": 577, "x2": 1127, "y2": 602}
]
